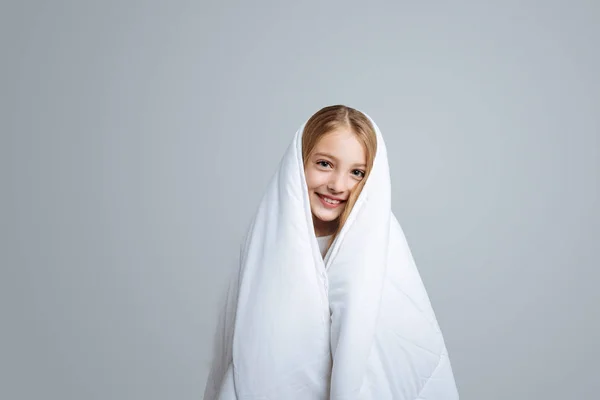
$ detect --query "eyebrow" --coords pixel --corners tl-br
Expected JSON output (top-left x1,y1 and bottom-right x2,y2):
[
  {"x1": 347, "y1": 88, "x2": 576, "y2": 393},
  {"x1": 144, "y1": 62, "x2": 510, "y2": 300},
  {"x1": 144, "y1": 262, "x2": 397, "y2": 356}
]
[{"x1": 313, "y1": 152, "x2": 366, "y2": 168}]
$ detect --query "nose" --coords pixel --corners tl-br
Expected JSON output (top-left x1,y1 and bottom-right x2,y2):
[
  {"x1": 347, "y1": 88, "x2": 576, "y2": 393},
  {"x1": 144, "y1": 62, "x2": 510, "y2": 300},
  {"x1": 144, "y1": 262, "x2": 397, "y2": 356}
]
[{"x1": 327, "y1": 171, "x2": 347, "y2": 194}]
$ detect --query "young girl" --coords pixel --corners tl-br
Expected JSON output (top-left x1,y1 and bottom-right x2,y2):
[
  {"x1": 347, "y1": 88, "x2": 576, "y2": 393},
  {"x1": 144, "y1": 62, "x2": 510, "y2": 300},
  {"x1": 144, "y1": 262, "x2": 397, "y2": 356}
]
[{"x1": 204, "y1": 105, "x2": 459, "y2": 399}]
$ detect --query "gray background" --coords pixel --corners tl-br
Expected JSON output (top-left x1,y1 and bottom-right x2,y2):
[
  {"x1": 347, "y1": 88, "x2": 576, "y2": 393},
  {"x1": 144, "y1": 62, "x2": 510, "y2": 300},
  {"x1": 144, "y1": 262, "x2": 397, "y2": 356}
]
[{"x1": 1, "y1": 1, "x2": 598, "y2": 399}]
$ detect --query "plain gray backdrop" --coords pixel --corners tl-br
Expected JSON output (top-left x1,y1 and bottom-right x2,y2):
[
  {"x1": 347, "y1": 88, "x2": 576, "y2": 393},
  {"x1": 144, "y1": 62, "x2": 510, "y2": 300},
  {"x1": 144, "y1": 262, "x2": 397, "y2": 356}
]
[{"x1": 1, "y1": 1, "x2": 598, "y2": 399}]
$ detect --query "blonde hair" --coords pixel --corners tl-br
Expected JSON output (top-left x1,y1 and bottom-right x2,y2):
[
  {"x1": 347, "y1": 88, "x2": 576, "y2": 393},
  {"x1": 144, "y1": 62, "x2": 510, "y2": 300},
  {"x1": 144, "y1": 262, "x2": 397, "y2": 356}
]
[{"x1": 302, "y1": 105, "x2": 377, "y2": 252}]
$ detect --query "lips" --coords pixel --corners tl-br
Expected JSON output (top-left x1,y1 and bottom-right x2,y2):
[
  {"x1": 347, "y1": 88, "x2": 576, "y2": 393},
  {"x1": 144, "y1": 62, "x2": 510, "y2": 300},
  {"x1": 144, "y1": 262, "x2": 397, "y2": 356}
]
[{"x1": 317, "y1": 193, "x2": 345, "y2": 208}]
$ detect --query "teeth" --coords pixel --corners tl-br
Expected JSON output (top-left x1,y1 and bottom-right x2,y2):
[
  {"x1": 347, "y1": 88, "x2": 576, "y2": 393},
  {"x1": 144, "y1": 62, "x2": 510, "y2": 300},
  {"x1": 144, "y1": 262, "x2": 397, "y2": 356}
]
[{"x1": 321, "y1": 195, "x2": 340, "y2": 204}]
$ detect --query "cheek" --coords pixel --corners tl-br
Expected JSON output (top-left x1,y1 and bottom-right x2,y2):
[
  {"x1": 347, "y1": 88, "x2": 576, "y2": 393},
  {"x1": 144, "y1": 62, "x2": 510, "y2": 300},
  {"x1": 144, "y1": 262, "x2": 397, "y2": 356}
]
[
  {"x1": 347, "y1": 178, "x2": 361, "y2": 192},
  {"x1": 304, "y1": 168, "x2": 324, "y2": 190}
]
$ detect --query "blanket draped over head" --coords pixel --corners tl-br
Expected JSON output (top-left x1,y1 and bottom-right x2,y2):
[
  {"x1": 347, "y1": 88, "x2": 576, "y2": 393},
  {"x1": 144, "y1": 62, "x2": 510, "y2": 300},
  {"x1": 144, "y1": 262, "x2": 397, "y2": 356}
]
[{"x1": 204, "y1": 111, "x2": 459, "y2": 399}]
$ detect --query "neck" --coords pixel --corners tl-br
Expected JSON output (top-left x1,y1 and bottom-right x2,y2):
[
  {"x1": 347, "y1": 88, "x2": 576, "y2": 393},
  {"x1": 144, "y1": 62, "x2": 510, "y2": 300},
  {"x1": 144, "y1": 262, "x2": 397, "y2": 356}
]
[{"x1": 313, "y1": 215, "x2": 338, "y2": 237}]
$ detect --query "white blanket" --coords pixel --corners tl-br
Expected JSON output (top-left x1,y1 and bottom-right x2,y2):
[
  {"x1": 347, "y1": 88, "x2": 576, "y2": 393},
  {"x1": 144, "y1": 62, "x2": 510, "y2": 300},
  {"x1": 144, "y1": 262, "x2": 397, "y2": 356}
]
[{"x1": 204, "y1": 112, "x2": 459, "y2": 399}]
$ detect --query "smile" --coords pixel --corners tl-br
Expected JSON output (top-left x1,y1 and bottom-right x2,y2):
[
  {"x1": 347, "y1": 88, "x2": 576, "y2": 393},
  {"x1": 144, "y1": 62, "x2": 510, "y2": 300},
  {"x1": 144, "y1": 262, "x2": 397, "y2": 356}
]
[{"x1": 317, "y1": 193, "x2": 345, "y2": 208}]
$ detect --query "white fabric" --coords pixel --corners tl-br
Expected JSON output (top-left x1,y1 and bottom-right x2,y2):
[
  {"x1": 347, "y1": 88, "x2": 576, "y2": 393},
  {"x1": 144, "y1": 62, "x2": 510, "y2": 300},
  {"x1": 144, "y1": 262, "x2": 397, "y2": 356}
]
[
  {"x1": 204, "y1": 111, "x2": 459, "y2": 399},
  {"x1": 316, "y1": 235, "x2": 332, "y2": 258}
]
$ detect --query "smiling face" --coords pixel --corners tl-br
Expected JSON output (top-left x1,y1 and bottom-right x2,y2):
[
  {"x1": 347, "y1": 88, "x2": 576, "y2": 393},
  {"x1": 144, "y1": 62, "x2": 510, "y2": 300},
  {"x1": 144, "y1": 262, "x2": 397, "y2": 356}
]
[{"x1": 304, "y1": 127, "x2": 367, "y2": 237}]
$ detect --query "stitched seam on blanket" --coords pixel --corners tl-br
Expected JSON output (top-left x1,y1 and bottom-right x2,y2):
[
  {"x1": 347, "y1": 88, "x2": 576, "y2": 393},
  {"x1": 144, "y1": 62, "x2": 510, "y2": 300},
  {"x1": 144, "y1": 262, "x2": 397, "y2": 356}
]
[{"x1": 415, "y1": 352, "x2": 443, "y2": 400}]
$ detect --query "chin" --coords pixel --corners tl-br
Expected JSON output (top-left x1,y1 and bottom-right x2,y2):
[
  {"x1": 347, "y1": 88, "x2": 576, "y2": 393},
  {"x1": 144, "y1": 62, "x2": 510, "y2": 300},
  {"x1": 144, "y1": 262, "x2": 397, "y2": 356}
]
[
  {"x1": 313, "y1": 209, "x2": 341, "y2": 222},
  {"x1": 318, "y1": 214, "x2": 338, "y2": 223}
]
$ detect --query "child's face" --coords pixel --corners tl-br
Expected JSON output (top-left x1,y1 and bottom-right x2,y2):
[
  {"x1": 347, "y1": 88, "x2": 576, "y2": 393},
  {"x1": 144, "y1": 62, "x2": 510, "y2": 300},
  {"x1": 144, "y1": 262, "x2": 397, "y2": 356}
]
[{"x1": 304, "y1": 128, "x2": 367, "y2": 235}]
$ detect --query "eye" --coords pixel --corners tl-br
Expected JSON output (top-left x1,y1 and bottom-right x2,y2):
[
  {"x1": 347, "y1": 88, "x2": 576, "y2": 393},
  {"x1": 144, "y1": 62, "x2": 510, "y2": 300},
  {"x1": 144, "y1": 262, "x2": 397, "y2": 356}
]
[
  {"x1": 317, "y1": 160, "x2": 332, "y2": 168},
  {"x1": 352, "y1": 169, "x2": 365, "y2": 178}
]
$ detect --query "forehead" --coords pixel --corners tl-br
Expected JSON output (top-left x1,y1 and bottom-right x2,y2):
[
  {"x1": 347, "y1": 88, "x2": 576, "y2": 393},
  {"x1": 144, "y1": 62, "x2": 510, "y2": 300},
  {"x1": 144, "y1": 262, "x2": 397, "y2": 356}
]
[{"x1": 312, "y1": 128, "x2": 366, "y2": 163}]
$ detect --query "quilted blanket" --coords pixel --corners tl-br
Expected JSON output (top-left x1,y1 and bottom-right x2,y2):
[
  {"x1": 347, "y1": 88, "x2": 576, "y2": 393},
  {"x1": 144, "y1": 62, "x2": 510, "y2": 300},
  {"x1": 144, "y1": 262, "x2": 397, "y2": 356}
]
[{"x1": 204, "y1": 111, "x2": 459, "y2": 399}]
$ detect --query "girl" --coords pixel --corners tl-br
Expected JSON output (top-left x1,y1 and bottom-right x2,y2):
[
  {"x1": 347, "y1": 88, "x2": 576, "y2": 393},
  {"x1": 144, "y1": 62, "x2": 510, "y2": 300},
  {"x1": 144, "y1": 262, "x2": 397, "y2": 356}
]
[{"x1": 204, "y1": 105, "x2": 459, "y2": 399}]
